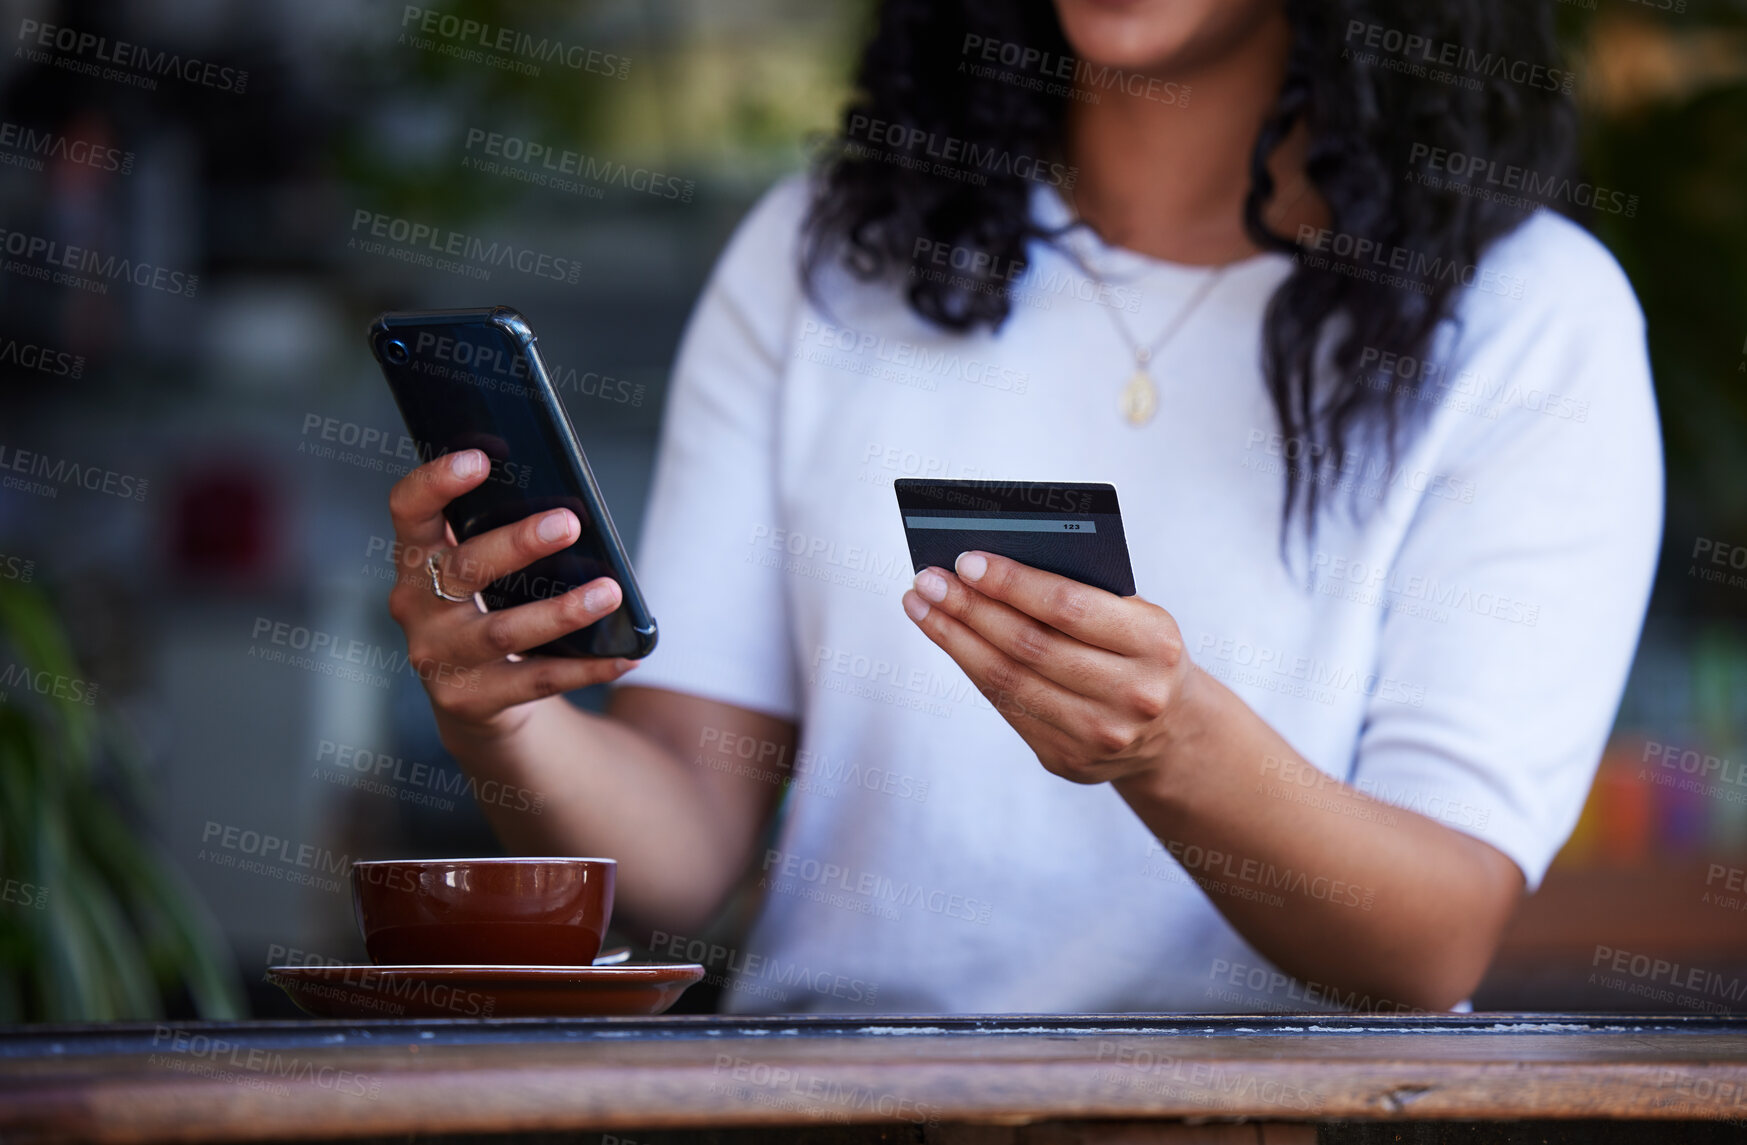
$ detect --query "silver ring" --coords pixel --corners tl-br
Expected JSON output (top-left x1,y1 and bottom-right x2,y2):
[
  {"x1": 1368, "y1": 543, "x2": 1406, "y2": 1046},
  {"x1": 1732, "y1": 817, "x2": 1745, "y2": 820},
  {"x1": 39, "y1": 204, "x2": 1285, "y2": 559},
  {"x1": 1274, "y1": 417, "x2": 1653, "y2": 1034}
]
[{"x1": 426, "y1": 551, "x2": 473, "y2": 602}]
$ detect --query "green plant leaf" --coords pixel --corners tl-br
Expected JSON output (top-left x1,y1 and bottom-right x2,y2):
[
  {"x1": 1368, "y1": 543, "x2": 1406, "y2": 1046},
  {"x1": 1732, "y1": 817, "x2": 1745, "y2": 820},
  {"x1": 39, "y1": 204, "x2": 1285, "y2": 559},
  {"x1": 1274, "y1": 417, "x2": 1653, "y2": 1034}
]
[{"x1": 0, "y1": 583, "x2": 242, "y2": 1021}]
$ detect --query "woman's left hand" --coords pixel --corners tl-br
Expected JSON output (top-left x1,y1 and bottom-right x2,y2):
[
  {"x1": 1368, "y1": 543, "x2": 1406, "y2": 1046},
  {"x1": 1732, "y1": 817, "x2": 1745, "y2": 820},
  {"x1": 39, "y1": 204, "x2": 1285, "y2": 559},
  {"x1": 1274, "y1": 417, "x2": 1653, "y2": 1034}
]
[{"x1": 902, "y1": 551, "x2": 1203, "y2": 785}]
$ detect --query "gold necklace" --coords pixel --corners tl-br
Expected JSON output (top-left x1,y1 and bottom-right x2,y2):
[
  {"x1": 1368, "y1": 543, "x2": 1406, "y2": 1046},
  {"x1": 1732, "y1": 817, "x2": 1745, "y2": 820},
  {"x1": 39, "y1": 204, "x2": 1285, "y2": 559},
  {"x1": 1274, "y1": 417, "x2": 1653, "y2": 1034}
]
[
  {"x1": 1062, "y1": 176, "x2": 1311, "y2": 427},
  {"x1": 1110, "y1": 265, "x2": 1229, "y2": 426}
]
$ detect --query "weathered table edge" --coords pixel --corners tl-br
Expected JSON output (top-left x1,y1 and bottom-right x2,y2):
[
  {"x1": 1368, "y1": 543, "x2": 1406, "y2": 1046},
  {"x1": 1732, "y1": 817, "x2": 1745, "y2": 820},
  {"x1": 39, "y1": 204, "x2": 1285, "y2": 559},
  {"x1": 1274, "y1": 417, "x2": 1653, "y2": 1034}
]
[{"x1": 1, "y1": 1013, "x2": 1743, "y2": 1144}]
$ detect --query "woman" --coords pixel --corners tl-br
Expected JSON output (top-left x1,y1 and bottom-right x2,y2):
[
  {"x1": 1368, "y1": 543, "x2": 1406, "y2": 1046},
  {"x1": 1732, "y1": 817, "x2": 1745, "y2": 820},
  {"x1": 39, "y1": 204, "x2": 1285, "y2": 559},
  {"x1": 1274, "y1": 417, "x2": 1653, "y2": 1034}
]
[{"x1": 385, "y1": 0, "x2": 1661, "y2": 1013}]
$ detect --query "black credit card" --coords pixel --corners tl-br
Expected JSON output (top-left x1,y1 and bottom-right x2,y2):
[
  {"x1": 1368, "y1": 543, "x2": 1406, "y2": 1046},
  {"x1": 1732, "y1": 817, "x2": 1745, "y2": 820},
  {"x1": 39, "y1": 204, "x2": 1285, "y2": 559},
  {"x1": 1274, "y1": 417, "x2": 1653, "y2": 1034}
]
[{"x1": 893, "y1": 479, "x2": 1135, "y2": 597}]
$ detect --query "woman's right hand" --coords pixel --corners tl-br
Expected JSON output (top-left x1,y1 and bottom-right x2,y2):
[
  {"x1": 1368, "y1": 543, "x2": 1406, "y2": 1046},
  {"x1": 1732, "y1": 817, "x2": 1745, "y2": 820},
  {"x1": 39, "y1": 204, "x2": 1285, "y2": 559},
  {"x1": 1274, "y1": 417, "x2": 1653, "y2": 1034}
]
[{"x1": 385, "y1": 449, "x2": 639, "y2": 742}]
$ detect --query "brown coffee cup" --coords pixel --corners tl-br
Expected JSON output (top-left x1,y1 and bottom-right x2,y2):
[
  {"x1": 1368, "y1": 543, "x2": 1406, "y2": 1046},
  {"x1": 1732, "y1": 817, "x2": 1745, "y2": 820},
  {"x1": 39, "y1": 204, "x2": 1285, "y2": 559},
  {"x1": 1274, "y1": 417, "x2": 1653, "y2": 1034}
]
[{"x1": 352, "y1": 857, "x2": 615, "y2": 966}]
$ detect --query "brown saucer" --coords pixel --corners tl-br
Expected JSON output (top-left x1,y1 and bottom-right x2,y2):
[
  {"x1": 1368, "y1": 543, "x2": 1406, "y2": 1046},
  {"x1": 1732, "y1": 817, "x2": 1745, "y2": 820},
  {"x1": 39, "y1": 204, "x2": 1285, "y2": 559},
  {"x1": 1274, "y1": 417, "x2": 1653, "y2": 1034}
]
[{"x1": 267, "y1": 962, "x2": 704, "y2": 1020}]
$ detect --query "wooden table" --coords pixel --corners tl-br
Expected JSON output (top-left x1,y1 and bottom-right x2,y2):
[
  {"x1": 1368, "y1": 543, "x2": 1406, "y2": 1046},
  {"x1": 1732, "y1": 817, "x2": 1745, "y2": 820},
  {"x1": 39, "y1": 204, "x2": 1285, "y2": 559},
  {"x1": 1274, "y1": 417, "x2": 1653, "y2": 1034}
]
[{"x1": 3, "y1": 1014, "x2": 1747, "y2": 1144}]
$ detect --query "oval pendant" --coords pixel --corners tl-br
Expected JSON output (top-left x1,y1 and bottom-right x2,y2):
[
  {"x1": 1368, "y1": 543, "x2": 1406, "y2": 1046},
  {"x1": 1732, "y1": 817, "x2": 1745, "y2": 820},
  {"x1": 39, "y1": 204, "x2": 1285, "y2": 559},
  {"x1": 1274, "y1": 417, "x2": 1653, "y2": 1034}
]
[{"x1": 1119, "y1": 369, "x2": 1158, "y2": 426}]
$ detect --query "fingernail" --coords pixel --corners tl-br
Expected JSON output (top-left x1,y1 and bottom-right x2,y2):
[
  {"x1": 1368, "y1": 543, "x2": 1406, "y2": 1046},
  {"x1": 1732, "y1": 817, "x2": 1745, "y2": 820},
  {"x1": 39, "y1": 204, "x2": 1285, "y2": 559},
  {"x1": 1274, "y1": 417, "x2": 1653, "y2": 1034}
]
[
  {"x1": 955, "y1": 552, "x2": 987, "y2": 582},
  {"x1": 537, "y1": 509, "x2": 575, "y2": 543},
  {"x1": 582, "y1": 582, "x2": 619, "y2": 612},
  {"x1": 614, "y1": 658, "x2": 639, "y2": 672},
  {"x1": 450, "y1": 450, "x2": 483, "y2": 477},
  {"x1": 903, "y1": 591, "x2": 931, "y2": 622},
  {"x1": 914, "y1": 570, "x2": 949, "y2": 603}
]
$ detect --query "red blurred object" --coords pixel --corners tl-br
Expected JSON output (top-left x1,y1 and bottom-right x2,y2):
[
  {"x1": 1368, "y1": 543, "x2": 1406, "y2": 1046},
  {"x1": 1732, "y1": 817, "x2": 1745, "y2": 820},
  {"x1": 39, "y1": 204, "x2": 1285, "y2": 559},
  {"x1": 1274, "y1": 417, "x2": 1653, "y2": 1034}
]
[
  {"x1": 171, "y1": 462, "x2": 277, "y2": 582},
  {"x1": 1595, "y1": 749, "x2": 1653, "y2": 866}
]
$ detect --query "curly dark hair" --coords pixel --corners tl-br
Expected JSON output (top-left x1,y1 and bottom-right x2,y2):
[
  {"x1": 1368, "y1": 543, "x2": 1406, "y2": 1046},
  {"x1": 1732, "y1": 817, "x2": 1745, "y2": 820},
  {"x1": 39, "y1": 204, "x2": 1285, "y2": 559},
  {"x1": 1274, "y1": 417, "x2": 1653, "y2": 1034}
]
[{"x1": 802, "y1": 0, "x2": 1577, "y2": 545}]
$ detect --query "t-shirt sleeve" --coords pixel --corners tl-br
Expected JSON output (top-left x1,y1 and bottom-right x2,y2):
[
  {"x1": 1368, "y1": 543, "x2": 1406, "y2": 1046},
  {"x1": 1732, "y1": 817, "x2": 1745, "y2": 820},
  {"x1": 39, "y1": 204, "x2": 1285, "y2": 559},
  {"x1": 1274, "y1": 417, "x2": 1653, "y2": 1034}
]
[
  {"x1": 613, "y1": 176, "x2": 810, "y2": 722},
  {"x1": 1348, "y1": 215, "x2": 1664, "y2": 892}
]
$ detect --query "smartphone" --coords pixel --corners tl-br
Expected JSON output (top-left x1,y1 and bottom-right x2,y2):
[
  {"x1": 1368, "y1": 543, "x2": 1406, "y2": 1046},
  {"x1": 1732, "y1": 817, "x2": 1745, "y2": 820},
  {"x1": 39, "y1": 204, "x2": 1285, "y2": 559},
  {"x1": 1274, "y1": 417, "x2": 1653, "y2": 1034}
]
[{"x1": 367, "y1": 306, "x2": 657, "y2": 659}]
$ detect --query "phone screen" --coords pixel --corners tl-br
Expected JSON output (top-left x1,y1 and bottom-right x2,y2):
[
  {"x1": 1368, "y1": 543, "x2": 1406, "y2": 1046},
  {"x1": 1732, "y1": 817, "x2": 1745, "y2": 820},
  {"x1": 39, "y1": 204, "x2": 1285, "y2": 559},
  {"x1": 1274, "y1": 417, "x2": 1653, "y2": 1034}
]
[{"x1": 370, "y1": 310, "x2": 655, "y2": 659}]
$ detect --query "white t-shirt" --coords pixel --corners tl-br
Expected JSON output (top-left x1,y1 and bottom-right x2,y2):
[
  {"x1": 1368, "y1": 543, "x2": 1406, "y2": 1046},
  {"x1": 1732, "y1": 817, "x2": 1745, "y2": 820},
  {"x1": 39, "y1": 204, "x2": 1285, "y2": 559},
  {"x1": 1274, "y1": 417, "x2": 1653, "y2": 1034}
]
[{"x1": 622, "y1": 174, "x2": 1662, "y2": 1014}]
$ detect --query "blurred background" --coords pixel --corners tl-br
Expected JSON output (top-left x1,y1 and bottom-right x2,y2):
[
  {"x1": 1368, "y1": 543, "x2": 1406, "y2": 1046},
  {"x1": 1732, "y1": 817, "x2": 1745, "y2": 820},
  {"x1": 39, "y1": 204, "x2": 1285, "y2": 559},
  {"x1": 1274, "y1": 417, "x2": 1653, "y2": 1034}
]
[{"x1": 0, "y1": 0, "x2": 1743, "y2": 1021}]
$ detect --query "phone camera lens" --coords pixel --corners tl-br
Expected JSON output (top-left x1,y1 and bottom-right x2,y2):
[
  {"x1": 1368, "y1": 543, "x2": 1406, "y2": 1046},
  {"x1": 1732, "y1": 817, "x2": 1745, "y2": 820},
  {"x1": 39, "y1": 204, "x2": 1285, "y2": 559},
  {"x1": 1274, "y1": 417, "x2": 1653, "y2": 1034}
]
[{"x1": 383, "y1": 339, "x2": 409, "y2": 365}]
